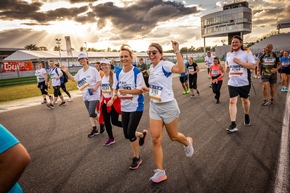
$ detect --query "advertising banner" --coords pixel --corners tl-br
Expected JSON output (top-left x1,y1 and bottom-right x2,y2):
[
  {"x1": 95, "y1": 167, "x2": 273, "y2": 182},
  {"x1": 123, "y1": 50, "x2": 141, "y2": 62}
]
[{"x1": 1, "y1": 61, "x2": 34, "y2": 72}]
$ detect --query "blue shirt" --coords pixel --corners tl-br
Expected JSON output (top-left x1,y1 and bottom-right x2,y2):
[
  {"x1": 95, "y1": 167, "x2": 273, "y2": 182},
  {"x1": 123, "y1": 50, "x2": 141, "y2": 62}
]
[{"x1": 0, "y1": 124, "x2": 23, "y2": 193}]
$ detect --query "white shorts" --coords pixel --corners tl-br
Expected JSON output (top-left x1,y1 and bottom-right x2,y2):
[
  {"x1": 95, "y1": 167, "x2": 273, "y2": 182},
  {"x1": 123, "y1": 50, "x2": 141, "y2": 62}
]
[{"x1": 149, "y1": 99, "x2": 180, "y2": 124}]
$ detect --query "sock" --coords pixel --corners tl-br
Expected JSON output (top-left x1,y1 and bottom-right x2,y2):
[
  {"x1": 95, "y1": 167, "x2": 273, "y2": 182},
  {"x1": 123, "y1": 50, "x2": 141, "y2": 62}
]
[
  {"x1": 231, "y1": 121, "x2": 236, "y2": 127},
  {"x1": 92, "y1": 126, "x2": 97, "y2": 132}
]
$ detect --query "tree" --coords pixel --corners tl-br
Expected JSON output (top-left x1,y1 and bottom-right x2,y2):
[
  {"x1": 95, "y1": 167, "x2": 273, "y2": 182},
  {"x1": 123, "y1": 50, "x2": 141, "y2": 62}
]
[{"x1": 25, "y1": 44, "x2": 38, "y2": 50}]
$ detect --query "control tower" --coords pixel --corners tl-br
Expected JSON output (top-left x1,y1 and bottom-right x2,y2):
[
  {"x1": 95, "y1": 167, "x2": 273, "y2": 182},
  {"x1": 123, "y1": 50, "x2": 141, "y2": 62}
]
[{"x1": 201, "y1": 1, "x2": 252, "y2": 45}]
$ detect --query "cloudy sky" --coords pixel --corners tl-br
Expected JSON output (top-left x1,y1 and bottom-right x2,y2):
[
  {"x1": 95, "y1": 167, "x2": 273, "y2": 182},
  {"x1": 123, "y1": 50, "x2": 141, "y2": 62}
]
[{"x1": 0, "y1": 0, "x2": 289, "y2": 52}]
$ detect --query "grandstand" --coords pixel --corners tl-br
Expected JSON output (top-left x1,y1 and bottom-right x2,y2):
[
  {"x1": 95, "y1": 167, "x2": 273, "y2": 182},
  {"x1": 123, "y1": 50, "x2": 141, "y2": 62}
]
[{"x1": 249, "y1": 32, "x2": 290, "y2": 54}]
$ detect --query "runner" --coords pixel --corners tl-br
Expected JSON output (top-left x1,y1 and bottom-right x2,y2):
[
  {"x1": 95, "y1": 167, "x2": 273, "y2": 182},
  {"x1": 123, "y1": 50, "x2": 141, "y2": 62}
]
[
  {"x1": 35, "y1": 62, "x2": 53, "y2": 104},
  {"x1": 142, "y1": 40, "x2": 194, "y2": 183},
  {"x1": 47, "y1": 60, "x2": 66, "y2": 109},
  {"x1": 205, "y1": 51, "x2": 215, "y2": 87},
  {"x1": 55, "y1": 63, "x2": 73, "y2": 102},
  {"x1": 279, "y1": 50, "x2": 290, "y2": 92},
  {"x1": 209, "y1": 57, "x2": 224, "y2": 104},
  {"x1": 187, "y1": 56, "x2": 200, "y2": 98},
  {"x1": 257, "y1": 44, "x2": 282, "y2": 105},
  {"x1": 225, "y1": 35, "x2": 256, "y2": 133},
  {"x1": 0, "y1": 124, "x2": 31, "y2": 193},
  {"x1": 179, "y1": 55, "x2": 189, "y2": 94},
  {"x1": 63, "y1": 53, "x2": 102, "y2": 138},
  {"x1": 99, "y1": 58, "x2": 122, "y2": 146},
  {"x1": 112, "y1": 44, "x2": 148, "y2": 170}
]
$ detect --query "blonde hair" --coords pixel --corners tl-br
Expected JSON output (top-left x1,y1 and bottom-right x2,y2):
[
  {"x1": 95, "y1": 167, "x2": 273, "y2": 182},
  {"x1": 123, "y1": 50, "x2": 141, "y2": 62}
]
[{"x1": 120, "y1": 44, "x2": 134, "y2": 58}]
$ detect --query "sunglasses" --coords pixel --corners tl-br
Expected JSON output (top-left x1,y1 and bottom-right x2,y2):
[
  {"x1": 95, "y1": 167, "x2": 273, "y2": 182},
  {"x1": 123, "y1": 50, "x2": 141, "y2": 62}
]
[{"x1": 147, "y1": 50, "x2": 159, "y2": 55}]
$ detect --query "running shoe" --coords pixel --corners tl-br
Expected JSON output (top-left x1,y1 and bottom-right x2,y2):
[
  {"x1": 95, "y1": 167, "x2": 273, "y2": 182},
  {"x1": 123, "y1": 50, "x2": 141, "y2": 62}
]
[
  {"x1": 139, "y1": 129, "x2": 148, "y2": 146},
  {"x1": 186, "y1": 89, "x2": 190, "y2": 94},
  {"x1": 184, "y1": 137, "x2": 194, "y2": 157},
  {"x1": 285, "y1": 87, "x2": 288, "y2": 92},
  {"x1": 261, "y1": 100, "x2": 269, "y2": 106},
  {"x1": 103, "y1": 138, "x2": 115, "y2": 146},
  {"x1": 270, "y1": 99, "x2": 274, "y2": 104},
  {"x1": 244, "y1": 114, "x2": 251, "y2": 126},
  {"x1": 41, "y1": 100, "x2": 47, "y2": 104},
  {"x1": 129, "y1": 157, "x2": 142, "y2": 170},
  {"x1": 281, "y1": 86, "x2": 285, "y2": 92},
  {"x1": 88, "y1": 130, "x2": 99, "y2": 138},
  {"x1": 46, "y1": 103, "x2": 54, "y2": 109},
  {"x1": 216, "y1": 99, "x2": 220, "y2": 104},
  {"x1": 182, "y1": 90, "x2": 187, "y2": 94},
  {"x1": 149, "y1": 169, "x2": 167, "y2": 183},
  {"x1": 197, "y1": 89, "x2": 200, "y2": 96},
  {"x1": 226, "y1": 124, "x2": 238, "y2": 133},
  {"x1": 191, "y1": 94, "x2": 195, "y2": 98},
  {"x1": 59, "y1": 101, "x2": 66, "y2": 106},
  {"x1": 49, "y1": 95, "x2": 53, "y2": 103},
  {"x1": 67, "y1": 97, "x2": 73, "y2": 102}
]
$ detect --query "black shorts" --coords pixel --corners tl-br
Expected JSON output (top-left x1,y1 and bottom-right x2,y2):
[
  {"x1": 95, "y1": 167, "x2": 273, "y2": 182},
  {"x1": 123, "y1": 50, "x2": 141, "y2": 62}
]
[
  {"x1": 261, "y1": 74, "x2": 277, "y2": 84},
  {"x1": 228, "y1": 85, "x2": 251, "y2": 99},
  {"x1": 281, "y1": 68, "x2": 290, "y2": 75},
  {"x1": 179, "y1": 76, "x2": 188, "y2": 83}
]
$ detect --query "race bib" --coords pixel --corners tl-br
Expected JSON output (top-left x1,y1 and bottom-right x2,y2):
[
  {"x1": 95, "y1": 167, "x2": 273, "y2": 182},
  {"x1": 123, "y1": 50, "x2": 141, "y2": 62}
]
[
  {"x1": 101, "y1": 83, "x2": 111, "y2": 94},
  {"x1": 118, "y1": 87, "x2": 133, "y2": 100},
  {"x1": 229, "y1": 65, "x2": 243, "y2": 76},
  {"x1": 78, "y1": 77, "x2": 90, "y2": 91},
  {"x1": 188, "y1": 66, "x2": 195, "y2": 73},
  {"x1": 149, "y1": 85, "x2": 163, "y2": 102},
  {"x1": 212, "y1": 69, "x2": 219, "y2": 75}
]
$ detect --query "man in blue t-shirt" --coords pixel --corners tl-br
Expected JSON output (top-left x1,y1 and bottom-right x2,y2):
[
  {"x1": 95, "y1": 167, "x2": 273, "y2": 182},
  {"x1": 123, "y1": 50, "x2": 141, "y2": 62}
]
[{"x1": 0, "y1": 124, "x2": 31, "y2": 193}]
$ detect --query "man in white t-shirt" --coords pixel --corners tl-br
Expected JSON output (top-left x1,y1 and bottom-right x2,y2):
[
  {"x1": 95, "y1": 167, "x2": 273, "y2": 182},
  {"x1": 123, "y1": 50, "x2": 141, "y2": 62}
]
[
  {"x1": 205, "y1": 51, "x2": 215, "y2": 87},
  {"x1": 225, "y1": 35, "x2": 256, "y2": 133}
]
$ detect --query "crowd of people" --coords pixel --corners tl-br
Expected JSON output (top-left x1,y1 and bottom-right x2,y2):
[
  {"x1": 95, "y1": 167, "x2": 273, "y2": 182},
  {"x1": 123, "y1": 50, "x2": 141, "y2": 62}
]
[{"x1": 2, "y1": 35, "x2": 289, "y2": 192}]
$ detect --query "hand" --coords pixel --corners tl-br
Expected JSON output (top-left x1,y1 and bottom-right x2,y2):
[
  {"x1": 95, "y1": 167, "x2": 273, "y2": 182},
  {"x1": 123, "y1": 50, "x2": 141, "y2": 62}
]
[
  {"x1": 233, "y1": 58, "x2": 241, "y2": 65},
  {"x1": 171, "y1": 40, "x2": 179, "y2": 52},
  {"x1": 271, "y1": 68, "x2": 277, "y2": 73},
  {"x1": 142, "y1": 86, "x2": 149, "y2": 93},
  {"x1": 107, "y1": 100, "x2": 113, "y2": 107},
  {"x1": 118, "y1": 88, "x2": 126, "y2": 95}
]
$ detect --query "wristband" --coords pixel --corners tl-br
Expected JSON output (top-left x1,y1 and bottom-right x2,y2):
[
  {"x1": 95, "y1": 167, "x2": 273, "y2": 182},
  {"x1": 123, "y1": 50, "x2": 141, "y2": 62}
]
[{"x1": 174, "y1": 50, "x2": 180, "y2": 54}]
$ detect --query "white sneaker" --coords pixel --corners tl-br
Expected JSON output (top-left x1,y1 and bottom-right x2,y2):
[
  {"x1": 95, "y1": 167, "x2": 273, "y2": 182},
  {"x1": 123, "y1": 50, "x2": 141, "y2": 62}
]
[
  {"x1": 184, "y1": 137, "x2": 194, "y2": 157},
  {"x1": 68, "y1": 98, "x2": 73, "y2": 102}
]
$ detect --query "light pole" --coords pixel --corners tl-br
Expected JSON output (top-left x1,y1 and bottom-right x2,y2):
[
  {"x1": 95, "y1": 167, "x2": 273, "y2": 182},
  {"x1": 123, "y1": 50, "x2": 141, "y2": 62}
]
[
  {"x1": 55, "y1": 38, "x2": 62, "y2": 64},
  {"x1": 84, "y1": 42, "x2": 88, "y2": 57}
]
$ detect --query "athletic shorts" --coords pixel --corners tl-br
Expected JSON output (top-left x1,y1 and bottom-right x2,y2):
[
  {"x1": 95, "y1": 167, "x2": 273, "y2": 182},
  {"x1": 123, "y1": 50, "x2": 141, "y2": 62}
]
[
  {"x1": 149, "y1": 99, "x2": 180, "y2": 124},
  {"x1": 261, "y1": 74, "x2": 277, "y2": 84},
  {"x1": 228, "y1": 85, "x2": 251, "y2": 99},
  {"x1": 281, "y1": 68, "x2": 290, "y2": 75},
  {"x1": 179, "y1": 76, "x2": 188, "y2": 83}
]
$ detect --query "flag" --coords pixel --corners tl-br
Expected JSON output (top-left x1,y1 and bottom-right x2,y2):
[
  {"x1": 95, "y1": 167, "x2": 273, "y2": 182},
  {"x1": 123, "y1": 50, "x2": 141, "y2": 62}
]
[{"x1": 65, "y1": 36, "x2": 72, "y2": 56}]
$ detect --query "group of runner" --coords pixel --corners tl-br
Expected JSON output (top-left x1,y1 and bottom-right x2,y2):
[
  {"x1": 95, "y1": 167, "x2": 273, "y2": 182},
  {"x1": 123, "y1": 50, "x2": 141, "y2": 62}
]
[{"x1": 32, "y1": 35, "x2": 288, "y2": 185}]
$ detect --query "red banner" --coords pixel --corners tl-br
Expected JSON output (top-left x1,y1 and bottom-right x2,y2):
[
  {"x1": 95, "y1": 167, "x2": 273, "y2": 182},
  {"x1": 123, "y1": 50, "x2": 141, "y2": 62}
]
[{"x1": 1, "y1": 61, "x2": 34, "y2": 72}]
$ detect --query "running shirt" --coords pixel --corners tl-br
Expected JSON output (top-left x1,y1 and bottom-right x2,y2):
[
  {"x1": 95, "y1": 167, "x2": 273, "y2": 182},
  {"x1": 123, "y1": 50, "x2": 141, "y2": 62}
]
[
  {"x1": 101, "y1": 75, "x2": 112, "y2": 99},
  {"x1": 35, "y1": 68, "x2": 47, "y2": 83},
  {"x1": 211, "y1": 65, "x2": 223, "y2": 82},
  {"x1": 259, "y1": 52, "x2": 280, "y2": 76},
  {"x1": 187, "y1": 62, "x2": 198, "y2": 76},
  {"x1": 205, "y1": 55, "x2": 214, "y2": 68},
  {"x1": 48, "y1": 68, "x2": 62, "y2": 87},
  {"x1": 149, "y1": 60, "x2": 175, "y2": 103},
  {"x1": 112, "y1": 67, "x2": 145, "y2": 112},
  {"x1": 0, "y1": 124, "x2": 23, "y2": 193},
  {"x1": 74, "y1": 66, "x2": 101, "y2": 101},
  {"x1": 280, "y1": 57, "x2": 290, "y2": 70},
  {"x1": 226, "y1": 49, "x2": 256, "y2": 87}
]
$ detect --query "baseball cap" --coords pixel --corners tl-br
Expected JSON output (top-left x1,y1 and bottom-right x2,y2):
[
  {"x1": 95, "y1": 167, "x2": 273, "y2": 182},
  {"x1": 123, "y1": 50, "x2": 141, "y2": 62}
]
[
  {"x1": 78, "y1": 53, "x2": 87, "y2": 60},
  {"x1": 100, "y1": 58, "x2": 110, "y2": 65}
]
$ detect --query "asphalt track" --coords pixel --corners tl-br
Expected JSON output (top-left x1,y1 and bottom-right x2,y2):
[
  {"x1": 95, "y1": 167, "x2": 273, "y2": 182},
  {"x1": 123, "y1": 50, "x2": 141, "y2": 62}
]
[{"x1": 0, "y1": 69, "x2": 289, "y2": 193}]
